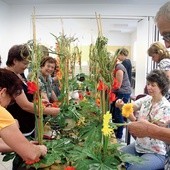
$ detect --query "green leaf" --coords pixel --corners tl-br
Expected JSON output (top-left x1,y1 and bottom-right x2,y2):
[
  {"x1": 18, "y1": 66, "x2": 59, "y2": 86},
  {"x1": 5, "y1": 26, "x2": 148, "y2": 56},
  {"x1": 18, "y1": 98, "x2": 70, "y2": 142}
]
[{"x1": 2, "y1": 152, "x2": 15, "y2": 162}]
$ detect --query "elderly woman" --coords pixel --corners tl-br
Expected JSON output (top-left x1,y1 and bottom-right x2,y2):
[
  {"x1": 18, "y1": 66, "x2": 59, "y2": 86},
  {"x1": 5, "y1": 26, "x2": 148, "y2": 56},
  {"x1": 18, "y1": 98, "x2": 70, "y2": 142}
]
[
  {"x1": 0, "y1": 68, "x2": 47, "y2": 162},
  {"x1": 116, "y1": 69, "x2": 170, "y2": 170},
  {"x1": 39, "y1": 56, "x2": 58, "y2": 103}
]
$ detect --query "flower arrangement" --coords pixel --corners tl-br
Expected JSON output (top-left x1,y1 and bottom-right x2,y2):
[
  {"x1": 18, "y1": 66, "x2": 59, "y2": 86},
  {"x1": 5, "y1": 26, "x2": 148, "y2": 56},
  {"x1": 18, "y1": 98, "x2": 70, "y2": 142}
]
[{"x1": 2, "y1": 13, "x2": 143, "y2": 170}]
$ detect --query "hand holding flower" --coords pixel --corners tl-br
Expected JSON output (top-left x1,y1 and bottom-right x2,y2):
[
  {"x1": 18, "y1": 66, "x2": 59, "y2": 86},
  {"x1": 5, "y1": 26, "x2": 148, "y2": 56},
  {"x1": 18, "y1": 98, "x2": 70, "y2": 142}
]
[
  {"x1": 122, "y1": 103, "x2": 136, "y2": 121},
  {"x1": 115, "y1": 99, "x2": 124, "y2": 109}
]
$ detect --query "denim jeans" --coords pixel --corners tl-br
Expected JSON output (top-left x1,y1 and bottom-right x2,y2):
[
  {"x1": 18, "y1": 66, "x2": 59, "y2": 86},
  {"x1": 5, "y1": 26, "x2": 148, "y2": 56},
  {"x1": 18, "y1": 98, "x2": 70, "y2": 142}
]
[
  {"x1": 110, "y1": 93, "x2": 131, "y2": 139},
  {"x1": 121, "y1": 142, "x2": 165, "y2": 170}
]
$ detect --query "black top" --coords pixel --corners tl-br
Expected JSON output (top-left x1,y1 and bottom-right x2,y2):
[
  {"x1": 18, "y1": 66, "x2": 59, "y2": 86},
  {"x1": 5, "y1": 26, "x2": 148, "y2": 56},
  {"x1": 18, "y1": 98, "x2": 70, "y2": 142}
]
[
  {"x1": 122, "y1": 59, "x2": 132, "y2": 84},
  {"x1": 7, "y1": 73, "x2": 35, "y2": 135}
]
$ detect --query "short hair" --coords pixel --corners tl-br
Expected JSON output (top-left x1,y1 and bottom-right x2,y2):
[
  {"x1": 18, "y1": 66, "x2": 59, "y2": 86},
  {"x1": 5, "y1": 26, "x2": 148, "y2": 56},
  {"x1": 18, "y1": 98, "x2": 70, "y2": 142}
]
[
  {"x1": 40, "y1": 56, "x2": 57, "y2": 69},
  {"x1": 116, "y1": 48, "x2": 129, "y2": 56},
  {"x1": 155, "y1": 1, "x2": 170, "y2": 22},
  {"x1": 6, "y1": 44, "x2": 30, "y2": 66},
  {"x1": 147, "y1": 42, "x2": 170, "y2": 62},
  {"x1": 0, "y1": 68, "x2": 22, "y2": 98},
  {"x1": 146, "y1": 69, "x2": 170, "y2": 96}
]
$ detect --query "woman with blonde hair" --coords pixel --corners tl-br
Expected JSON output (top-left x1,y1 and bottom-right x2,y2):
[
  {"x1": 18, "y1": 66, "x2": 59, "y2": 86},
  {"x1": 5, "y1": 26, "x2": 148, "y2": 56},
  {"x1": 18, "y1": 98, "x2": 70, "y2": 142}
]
[
  {"x1": 147, "y1": 42, "x2": 170, "y2": 101},
  {"x1": 147, "y1": 41, "x2": 170, "y2": 72}
]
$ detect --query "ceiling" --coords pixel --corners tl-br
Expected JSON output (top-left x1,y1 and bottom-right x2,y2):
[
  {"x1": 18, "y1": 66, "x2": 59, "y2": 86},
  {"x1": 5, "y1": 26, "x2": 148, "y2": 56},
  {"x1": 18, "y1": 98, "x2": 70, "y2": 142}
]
[
  {"x1": 1, "y1": 0, "x2": 168, "y2": 5},
  {"x1": 1, "y1": 0, "x2": 168, "y2": 34}
]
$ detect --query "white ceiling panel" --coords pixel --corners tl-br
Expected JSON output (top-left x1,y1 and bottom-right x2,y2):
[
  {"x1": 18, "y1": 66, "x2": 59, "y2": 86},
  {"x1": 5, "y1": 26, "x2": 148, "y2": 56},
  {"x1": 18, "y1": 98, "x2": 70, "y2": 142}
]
[{"x1": 1, "y1": 0, "x2": 168, "y2": 5}]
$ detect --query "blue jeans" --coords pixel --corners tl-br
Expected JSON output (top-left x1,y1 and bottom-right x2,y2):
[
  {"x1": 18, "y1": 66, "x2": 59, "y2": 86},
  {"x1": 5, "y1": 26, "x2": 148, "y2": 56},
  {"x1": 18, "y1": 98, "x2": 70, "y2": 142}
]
[
  {"x1": 121, "y1": 142, "x2": 165, "y2": 170},
  {"x1": 110, "y1": 93, "x2": 130, "y2": 139}
]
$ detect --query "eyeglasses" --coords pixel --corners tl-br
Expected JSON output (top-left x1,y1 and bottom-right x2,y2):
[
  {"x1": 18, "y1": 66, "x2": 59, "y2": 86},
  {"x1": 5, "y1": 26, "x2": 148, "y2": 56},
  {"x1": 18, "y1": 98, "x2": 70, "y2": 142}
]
[{"x1": 162, "y1": 33, "x2": 170, "y2": 42}]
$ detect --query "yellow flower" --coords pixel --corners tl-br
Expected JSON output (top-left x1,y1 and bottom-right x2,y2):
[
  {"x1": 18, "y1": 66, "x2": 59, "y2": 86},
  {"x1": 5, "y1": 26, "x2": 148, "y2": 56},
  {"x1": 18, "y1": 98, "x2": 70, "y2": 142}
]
[
  {"x1": 102, "y1": 126, "x2": 113, "y2": 136},
  {"x1": 102, "y1": 111, "x2": 113, "y2": 136},
  {"x1": 103, "y1": 111, "x2": 112, "y2": 123},
  {"x1": 122, "y1": 103, "x2": 134, "y2": 118}
]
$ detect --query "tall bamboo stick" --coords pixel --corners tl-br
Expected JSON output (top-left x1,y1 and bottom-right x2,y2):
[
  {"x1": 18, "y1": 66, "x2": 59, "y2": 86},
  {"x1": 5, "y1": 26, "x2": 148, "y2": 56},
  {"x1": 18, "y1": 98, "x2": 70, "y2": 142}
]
[{"x1": 32, "y1": 7, "x2": 43, "y2": 145}]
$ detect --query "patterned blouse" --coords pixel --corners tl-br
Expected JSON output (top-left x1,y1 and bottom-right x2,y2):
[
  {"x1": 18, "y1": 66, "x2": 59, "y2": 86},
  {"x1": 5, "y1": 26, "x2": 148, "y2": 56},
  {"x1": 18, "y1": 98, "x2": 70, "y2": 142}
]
[
  {"x1": 158, "y1": 58, "x2": 170, "y2": 71},
  {"x1": 165, "y1": 122, "x2": 170, "y2": 170},
  {"x1": 134, "y1": 95, "x2": 170, "y2": 155},
  {"x1": 38, "y1": 73, "x2": 53, "y2": 101}
]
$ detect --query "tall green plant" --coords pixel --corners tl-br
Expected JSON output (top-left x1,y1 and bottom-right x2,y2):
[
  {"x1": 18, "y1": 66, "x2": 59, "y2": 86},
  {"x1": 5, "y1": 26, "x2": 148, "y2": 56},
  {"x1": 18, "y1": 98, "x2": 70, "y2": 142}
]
[
  {"x1": 28, "y1": 10, "x2": 44, "y2": 144},
  {"x1": 51, "y1": 33, "x2": 77, "y2": 106}
]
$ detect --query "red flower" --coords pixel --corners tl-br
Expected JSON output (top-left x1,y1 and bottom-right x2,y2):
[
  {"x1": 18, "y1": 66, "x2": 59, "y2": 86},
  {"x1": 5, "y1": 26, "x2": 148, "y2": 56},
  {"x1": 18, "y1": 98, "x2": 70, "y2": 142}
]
[
  {"x1": 112, "y1": 78, "x2": 120, "y2": 90},
  {"x1": 109, "y1": 92, "x2": 117, "y2": 103},
  {"x1": 97, "y1": 80, "x2": 108, "y2": 91},
  {"x1": 78, "y1": 92, "x2": 84, "y2": 100},
  {"x1": 51, "y1": 102, "x2": 59, "y2": 108},
  {"x1": 27, "y1": 81, "x2": 38, "y2": 94},
  {"x1": 25, "y1": 158, "x2": 40, "y2": 165},
  {"x1": 64, "y1": 166, "x2": 76, "y2": 170},
  {"x1": 86, "y1": 91, "x2": 91, "y2": 96}
]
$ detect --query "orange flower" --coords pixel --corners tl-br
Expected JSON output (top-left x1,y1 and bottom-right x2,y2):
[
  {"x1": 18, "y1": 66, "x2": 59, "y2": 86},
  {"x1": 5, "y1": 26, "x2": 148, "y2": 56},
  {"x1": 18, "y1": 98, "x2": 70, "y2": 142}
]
[
  {"x1": 64, "y1": 166, "x2": 76, "y2": 170},
  {"x1": 122, "y1": 103, "x2": 134, "y2": 118},
  {"x1": 96, "y1": 98, "x2": 100, "y2": 107},
  {"x1": 56, "y1": 70, "x2": 62, "y2": 80},
  {"x1": 27, "y1": 81, "x2": 38, "y2": 94}
]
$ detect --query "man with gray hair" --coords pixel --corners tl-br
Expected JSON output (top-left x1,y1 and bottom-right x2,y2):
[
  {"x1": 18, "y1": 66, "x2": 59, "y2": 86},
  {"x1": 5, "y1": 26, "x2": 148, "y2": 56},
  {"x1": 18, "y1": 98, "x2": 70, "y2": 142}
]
[
  {"x1": 155, "y1": 1, "x2": 170, "y2": 48},
  {"x1": 127, "y1": 2, "x2": 170, "y2": 169}
]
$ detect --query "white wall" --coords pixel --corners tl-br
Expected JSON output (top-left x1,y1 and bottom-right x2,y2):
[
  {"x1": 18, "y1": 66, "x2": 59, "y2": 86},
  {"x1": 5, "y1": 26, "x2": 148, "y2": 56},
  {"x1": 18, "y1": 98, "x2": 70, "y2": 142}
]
[
  {"x1": 1, "y1": 3, "x2": 161, "y2": 62},
  {"x1": 0, "y1": 1, "x2": 11, "y2": 67},
  {"x1": 0, "y1": 2, "x2": 163, "y2": 95}
]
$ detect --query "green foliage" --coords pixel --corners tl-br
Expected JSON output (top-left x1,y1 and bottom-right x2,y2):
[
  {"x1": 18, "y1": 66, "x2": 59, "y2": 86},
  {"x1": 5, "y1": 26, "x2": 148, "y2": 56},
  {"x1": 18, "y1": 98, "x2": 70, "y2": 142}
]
[
  {"x1": 78, "y1": 121, "x2": 102, "y2": 146},
  {"x1": 2, "y1": 152, "x2": 15, "y2": 162},
  {"x1": 67, "y1": 143, "x2": 122, "y2": 170},
  {"x1": 26, "y1": 138, "x2": 75, "y2": 169},
  {"x1": 2, "y1": 72, "x2": 143, "y2": 169}
]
